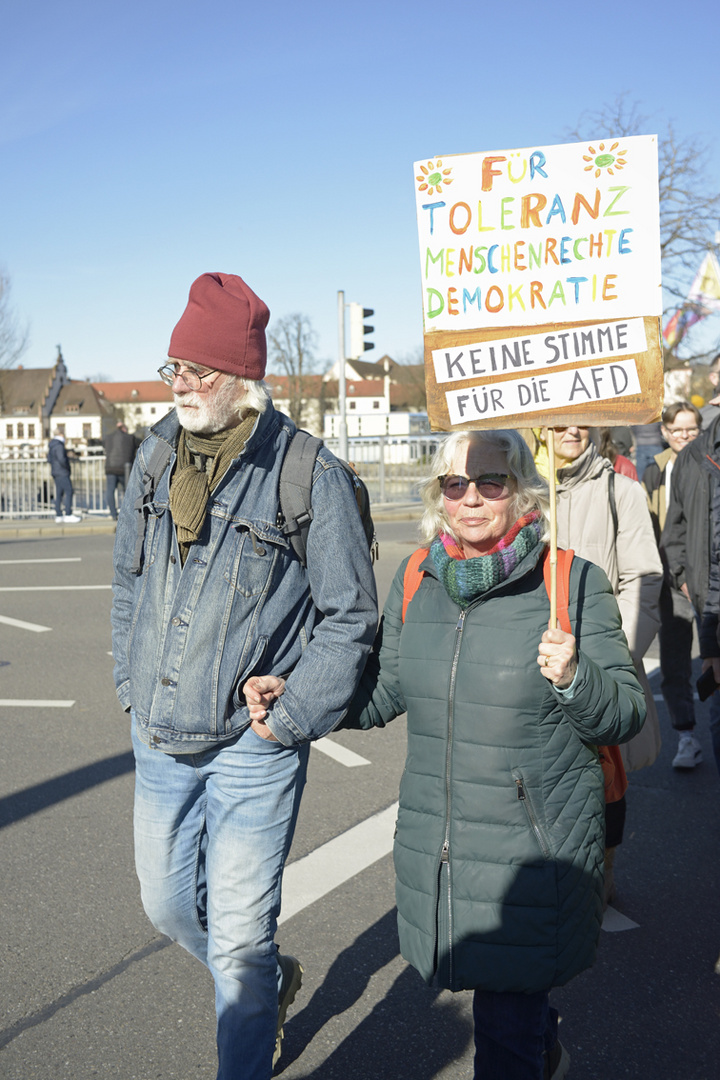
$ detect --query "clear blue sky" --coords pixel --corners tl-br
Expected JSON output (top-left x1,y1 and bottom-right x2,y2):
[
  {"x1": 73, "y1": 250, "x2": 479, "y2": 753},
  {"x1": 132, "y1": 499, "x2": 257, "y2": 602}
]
[{"x1": 2, "y1": 0, "x2": 719, "y2": 381}]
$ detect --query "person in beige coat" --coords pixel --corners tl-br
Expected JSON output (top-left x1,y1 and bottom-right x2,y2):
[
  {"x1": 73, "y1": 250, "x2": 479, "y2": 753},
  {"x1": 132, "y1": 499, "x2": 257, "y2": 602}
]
[{"x1": 532, "y1": 426, "x2": 663, "y2": 903}]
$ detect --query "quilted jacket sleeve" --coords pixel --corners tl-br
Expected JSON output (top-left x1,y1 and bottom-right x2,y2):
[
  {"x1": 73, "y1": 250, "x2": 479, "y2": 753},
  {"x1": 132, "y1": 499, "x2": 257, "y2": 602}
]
[
  {"x1": 556, "y1": 559, "x2": 647, "y2": 746},
  {"x1": 341, "y1": 557, "x2": 408, "y2": 729}
]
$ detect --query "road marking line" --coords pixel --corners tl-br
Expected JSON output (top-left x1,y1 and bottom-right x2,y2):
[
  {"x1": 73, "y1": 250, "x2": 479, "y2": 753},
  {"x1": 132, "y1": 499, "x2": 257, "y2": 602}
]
[
  {"x1": 0, "y1": 615, "x2": 52, "y2": 633},
  {"x1": 0, "y1": 699, "x2": 75, "y2": 708},
  {"x1": 279, "y1": 802, "x2": 397, "y2": 925},
  {"x1": 312, "y1": 738, "x2": 370, "y2": 767},
  {"x1": 0, "y1": 585, "x2": 111, "y2": 591},
  {"x1": 602, "y1": 905, "x2": 640, "y2": 932},
  {"x1": 0, "y1": 558, "x2": 82, "y2": 565}
]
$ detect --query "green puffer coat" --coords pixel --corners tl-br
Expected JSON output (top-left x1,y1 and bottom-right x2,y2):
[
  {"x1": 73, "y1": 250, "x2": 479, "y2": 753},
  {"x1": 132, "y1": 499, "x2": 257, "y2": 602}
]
[{"x1": 346, "y1": 542, "x2": 646, "y2": 994}]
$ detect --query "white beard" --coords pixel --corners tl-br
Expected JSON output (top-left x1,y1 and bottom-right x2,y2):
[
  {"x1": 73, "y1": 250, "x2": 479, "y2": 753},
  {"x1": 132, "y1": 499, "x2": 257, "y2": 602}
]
[{"x1": 174, "y1": 376, "x2": 244, "y2": 434}]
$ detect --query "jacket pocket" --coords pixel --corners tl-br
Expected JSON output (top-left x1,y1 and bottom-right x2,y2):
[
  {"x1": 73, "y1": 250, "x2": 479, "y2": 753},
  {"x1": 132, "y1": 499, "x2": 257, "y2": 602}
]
[
  {"x1": 223, "y1": 528, "x2": 276, "y2": 597},
  {"x1": 512, "y1": 771, "x2": 552, "y2": 860}
]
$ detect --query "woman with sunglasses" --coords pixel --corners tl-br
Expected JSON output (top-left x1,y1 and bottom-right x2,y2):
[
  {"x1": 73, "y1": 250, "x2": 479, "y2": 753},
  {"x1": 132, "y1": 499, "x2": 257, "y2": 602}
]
[{"x1": 245, "y1": 428, "x2": 645, "y2": 1080}]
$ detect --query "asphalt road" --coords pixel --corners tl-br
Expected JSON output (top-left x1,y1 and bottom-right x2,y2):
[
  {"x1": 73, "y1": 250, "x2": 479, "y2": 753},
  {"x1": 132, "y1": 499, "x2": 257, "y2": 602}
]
[{"x1": 0, "y1": 522, "x2": 718, "y2": 1079}]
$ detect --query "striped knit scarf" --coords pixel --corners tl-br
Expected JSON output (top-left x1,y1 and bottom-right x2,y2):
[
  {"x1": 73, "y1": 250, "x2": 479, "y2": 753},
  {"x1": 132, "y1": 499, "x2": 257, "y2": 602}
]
[{"x1": 430, "y1": 511, "x2": 543, "y2": 608}]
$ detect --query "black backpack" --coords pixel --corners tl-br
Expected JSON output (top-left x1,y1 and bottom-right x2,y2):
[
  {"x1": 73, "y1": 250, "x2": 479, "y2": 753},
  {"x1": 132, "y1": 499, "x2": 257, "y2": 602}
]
[{"x1": 131, "y1": 430, "x2": 377, "y2": 574}]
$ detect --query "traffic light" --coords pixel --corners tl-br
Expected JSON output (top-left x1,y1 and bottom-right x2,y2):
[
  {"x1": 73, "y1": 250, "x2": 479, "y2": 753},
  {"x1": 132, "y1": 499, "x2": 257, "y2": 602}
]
[{"x1": 348, "y1": 302, "x2": 374, "y2": 359}]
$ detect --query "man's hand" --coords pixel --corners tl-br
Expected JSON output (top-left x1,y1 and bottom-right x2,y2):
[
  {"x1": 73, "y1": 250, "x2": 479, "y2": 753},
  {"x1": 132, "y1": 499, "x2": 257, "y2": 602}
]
[
  {"x1": 243, "y1": 675, "x2": 286, "y2": 721},
  {"x1": 537, "y1": 625, "x2": 578, "y2": 689},
  {"x1": 680, "y1": 582, "x2": 691, "y2": 602}
]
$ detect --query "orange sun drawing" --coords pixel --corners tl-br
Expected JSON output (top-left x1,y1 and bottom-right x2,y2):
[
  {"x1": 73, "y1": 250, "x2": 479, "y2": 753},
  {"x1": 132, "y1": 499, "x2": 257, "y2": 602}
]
[
  {"x1": 583, "y1": 142, "x2": 628, "y2": 178},
  {"x1": 416, "y1": 159, "x2": 453, "y2": 196}
]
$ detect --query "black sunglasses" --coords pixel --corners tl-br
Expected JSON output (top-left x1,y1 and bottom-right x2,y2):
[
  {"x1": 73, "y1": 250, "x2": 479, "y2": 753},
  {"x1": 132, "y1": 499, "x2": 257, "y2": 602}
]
[{"x1": 439, "y1": 473, "x2": 510, "y2": 501}]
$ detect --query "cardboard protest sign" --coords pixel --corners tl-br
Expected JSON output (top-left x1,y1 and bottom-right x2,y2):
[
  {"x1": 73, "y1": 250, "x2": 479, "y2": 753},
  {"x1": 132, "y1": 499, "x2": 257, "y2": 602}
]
[{"x1": 414, "y1": 135, "x2": 663, "y2": 430}]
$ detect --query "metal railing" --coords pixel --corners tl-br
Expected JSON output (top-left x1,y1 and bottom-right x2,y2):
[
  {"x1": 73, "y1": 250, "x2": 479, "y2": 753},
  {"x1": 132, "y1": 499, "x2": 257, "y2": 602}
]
[
  {"x1": 324, "y1": 434, "x2": 444, "y2": 504},
  {"x1": 0, "y1": 435, "x2": 447, "y2": 519},
  {"x1": 0, "y1": 455, "x2": 110, "y2": 519}
]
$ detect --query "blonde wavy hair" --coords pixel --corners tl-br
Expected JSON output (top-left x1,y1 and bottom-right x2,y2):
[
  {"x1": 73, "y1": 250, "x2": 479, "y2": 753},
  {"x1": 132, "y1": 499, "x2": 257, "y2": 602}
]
[{"x1": 418, "y1": 429, "x2": 550, "y2": 546}]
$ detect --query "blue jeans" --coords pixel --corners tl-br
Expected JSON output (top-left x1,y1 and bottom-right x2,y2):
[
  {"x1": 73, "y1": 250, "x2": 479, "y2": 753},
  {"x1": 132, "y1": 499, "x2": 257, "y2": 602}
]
[
  {"x1": 53, "y1": 474, "x2": 73, "y2": 517},
  {"x1": 105, "y1": 473, "x2": 125, "y2": 519},
  {"x1": 131, "y1": 717, "x2": 309, "y2": 1080},
  {"x1": 473, "y1": 989, "x2": 557, "y2": 1079}
]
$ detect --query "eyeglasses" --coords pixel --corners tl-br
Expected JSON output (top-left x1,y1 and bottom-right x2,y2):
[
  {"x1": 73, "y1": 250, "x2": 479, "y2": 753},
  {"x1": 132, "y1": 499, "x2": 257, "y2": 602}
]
[
  {"x1": 665, "y1": 427, "x2": 699, "y2": 438},
  {"x1": 439, "y1": 473, "x2": 510, "y2": 501},
  {"x1": 157, "y1": 363, "x2": 217, "y2": 391}
]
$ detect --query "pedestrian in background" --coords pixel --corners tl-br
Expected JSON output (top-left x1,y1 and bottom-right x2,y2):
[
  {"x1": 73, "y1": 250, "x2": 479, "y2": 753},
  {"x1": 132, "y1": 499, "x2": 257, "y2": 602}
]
[
  {"x1": 663, "y1": 406, "x2": 720, "y2": 777},
  {"x1": 642, "y1": 401, "x2": 703, "y2": 769},
  {"x1": 596, "y1": 426, "x2": 638, "y2": 480},
  {"x1": 47, "y1": 429, "x2": 80, "y2": 523},
  {"x1": 699, "y1": 351, "x2": 720, "y2": 429},
  {"x1": 532, "y1": 425, "x2": 662, "y2": 905},
  {"x1": 103, "y1": 421, "x2": 137, "y2": 520}
]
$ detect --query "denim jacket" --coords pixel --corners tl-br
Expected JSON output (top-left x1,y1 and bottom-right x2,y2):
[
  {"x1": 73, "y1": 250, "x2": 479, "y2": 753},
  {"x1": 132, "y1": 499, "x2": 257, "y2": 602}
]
[{"x1": 111, "y1": 405, "x2": 378, "y2": 753}]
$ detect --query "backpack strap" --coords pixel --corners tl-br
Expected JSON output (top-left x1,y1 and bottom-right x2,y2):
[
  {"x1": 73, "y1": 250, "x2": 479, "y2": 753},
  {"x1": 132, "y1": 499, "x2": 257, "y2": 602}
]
[
  {"x1": 278, "y1": 430, "x2": 323, "y2": 568},
  {"x1": 402, "y1": 548, "x2": 429, "y2": 622},
  {"x1": 608, "y1": 470, "x2": 618, "y2": 540},
  {"x1": 131, "y1": 440, "x2": 173, "y2": 575},
  {"x1": 542, "y1": 545, "x2": 627, "y2": 804},
  {"x1": 542, "y1": 546, "x2": 574, "y2": 633}
]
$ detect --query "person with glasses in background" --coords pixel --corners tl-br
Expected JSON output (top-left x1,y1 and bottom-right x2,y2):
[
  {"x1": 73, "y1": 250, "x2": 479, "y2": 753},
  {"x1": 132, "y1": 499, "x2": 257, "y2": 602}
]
[
  {"x1": 642, "y1": 402, "x2": 703, "y2": 768},
  {"x1": 245, "y1": 429, "x2": 646, "y2": 1080},
  {"x1": 664, "y1": 390, "x2": 720, "y2": 779}
]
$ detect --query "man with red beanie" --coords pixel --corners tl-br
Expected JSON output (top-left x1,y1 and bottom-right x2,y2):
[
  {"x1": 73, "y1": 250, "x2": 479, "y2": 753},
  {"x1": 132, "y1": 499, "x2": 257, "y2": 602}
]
[{"x1": 111, "y1": 273, "x2": 378, "y2": 1079}]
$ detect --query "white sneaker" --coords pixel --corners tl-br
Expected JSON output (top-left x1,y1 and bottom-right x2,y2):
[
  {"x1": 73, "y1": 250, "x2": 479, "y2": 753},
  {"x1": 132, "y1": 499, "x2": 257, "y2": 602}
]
[
  {"x1": 63, "y1": 514, "x2": 81, "y2": 523},
  {"x1": 55, "y1": 515, "x2": 64, "y2": 522},
  {"x1": 672, "y1": 733, "x2": 702, "y2": 769}
]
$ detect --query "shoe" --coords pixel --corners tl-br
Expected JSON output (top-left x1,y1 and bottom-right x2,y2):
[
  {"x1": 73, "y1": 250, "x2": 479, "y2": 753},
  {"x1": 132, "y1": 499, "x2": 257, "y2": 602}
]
[
  {"x1": 672, "y1": 733, "x2": 702, "y2": 769},
  {"x1": 544, "y1": 1040, "x2": 571, "y2": 1079},
  {"x1": 274, "y1": 954, "x2": 303, "y2": 1067},
  {"x1": 63, "y1": 514, "x2": 82, "y2": 523},
  {"x1": 55, "y1": 515, "x2": 64, "y2": 522}
]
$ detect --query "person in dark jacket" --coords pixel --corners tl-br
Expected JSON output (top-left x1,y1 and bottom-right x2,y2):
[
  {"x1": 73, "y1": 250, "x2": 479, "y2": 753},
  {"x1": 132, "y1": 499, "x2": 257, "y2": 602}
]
[
  {"x1": 662, "y1": 409, "x2": 720, "y2": 776},
  {"x1": 245, "y1": 429, "x2": 646, "y2": 1080},
  {"x1": 103, "y1": 422, "x2": 137, "y2": 519},
  {"x1": 642, "y1": 402, "x2": 702, "y2": 769},
  {"x1": 47, "y1": 429, "x2": 80, "y2": 523}
]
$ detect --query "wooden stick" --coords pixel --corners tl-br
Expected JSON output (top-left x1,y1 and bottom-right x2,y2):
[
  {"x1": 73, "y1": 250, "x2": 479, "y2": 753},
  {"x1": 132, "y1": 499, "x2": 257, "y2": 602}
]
[{"x1": 547, "y1": 430, "x2": 558, "y2": 629}]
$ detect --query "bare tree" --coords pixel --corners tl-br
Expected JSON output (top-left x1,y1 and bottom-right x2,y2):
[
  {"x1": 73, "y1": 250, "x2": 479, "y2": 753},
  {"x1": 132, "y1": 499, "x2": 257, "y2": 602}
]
[
  {"x1": 267, "y1": 313, "x2": 319, "y2": 426},
  {"x1": 0, "y1": 269, "x2": 30, "y2": 369},
  {"x1": 566, "y1": 96, "x2": 720, "y2": 356},
  {"x1": 394, "y1": 346, "x2": 428, "y2": 410}
]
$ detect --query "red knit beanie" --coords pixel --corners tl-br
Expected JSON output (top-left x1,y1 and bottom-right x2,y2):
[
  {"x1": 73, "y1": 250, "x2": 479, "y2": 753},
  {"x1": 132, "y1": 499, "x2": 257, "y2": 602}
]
[{"x1": 168, "y1": 273, "x2": 270, "y2": 380}]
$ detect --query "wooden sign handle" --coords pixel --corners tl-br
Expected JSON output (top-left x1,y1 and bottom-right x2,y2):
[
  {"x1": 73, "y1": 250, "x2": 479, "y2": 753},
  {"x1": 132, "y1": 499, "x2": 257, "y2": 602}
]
[{"x1": 547, "y1": 430, "x2": 558, "y2": 629}]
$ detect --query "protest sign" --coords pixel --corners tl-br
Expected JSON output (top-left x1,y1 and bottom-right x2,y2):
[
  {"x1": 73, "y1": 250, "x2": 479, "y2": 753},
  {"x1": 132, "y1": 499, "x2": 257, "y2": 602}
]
[{"x1": 414, "y1": 135, "x2": 663, "y2": 430}]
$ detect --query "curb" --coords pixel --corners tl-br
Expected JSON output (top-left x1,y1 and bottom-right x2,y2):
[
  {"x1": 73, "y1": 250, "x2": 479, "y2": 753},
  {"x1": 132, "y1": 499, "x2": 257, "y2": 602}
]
[{"x1": 0, "y1": 519, "x2": 117, "y2": 539}]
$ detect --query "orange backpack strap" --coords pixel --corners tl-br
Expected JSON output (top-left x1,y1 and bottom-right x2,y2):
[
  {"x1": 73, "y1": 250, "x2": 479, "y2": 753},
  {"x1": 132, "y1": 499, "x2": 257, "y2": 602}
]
[
  {"x1": 542, "y1": 546, "x2": 627, "y2": 803},
  {"x1": 402, "y1": 548, "x2": 429, "y2": 622},
  {"x1": 542, "y1": 546, "x2": 574, "y2": 633}
]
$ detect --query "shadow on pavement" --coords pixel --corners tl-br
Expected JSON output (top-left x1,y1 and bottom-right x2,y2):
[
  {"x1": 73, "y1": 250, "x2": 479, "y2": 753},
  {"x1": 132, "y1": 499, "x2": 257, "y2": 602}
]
[
  {"x1": 0, "y1": 750, "x2": 134, "y2": 827},
  {"x1": 276, "y1": 910, "x2": 473, "y2": 1079}
]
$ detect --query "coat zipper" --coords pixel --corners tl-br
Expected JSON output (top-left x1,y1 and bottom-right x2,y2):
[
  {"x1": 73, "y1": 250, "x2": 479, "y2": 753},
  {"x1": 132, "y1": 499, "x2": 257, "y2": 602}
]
[
  {"x1": 514, "y1": 775, "x2": 552, "y2": 860},
  {"x1": 438, "y1": 609, "x2": 466, "y2": 984}
]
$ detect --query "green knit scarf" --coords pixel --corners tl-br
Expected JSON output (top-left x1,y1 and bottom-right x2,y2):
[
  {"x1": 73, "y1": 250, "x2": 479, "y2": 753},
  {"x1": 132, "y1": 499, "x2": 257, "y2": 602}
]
[
  {"x1": 169, "y1": 410, "x2": 257, "y2": 560},
  {"x1": 430, "y1": 512, "x2": 543, "y2": 608}
]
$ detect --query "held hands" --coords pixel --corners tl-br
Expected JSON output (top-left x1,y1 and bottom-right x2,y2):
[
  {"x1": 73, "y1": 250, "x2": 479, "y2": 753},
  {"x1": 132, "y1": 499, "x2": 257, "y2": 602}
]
[
  {"x1": 243, "y1": 675, "x2": 286, "y2": 739},
  {"x1": 537, "y1": 625, "x2": 578, "y2": 689}
]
